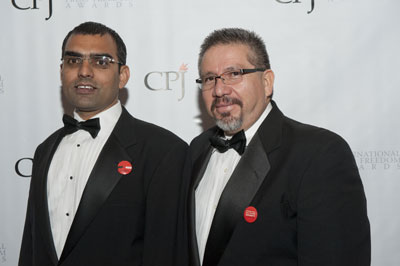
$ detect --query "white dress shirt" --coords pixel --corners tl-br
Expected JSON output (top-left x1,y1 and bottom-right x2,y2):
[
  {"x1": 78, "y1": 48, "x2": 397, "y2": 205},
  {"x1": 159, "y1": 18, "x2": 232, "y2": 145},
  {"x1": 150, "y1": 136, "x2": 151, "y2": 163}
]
[
  {"x1": 195, "y1": 102, "x2": 272, "y2": 264},
  {"x1": 47, "y1": 102, "x2": 122, "y2": 258}
]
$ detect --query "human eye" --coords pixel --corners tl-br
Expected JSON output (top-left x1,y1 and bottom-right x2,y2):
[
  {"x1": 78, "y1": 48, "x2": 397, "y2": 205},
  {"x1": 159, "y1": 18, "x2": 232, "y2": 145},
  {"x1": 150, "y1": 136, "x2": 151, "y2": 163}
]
[
  {"x1": 65, "y1": 57, "x2": 82, "y2": 65},
  {"x1": 203, "y1": 76, "x2": 216, "y2": 84},
  {"x1": 93, "y1": 56, "x2": 111, "y2": 68},
  {"x1": 226, "y1": 70, "x2": 242, "y2": 78}
]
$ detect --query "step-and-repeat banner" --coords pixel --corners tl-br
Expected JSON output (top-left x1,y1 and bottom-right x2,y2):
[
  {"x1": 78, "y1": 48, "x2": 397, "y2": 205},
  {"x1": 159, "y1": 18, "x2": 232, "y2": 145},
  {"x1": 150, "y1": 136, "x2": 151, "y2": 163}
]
[{"x1": 0, "y1": 0, "x2": 399, "y2": 265}]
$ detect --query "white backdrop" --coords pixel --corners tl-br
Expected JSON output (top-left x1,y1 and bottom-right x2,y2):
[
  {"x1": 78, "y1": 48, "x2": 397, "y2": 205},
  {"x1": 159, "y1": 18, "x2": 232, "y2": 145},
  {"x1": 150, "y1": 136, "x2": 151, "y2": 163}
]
[{"x1": 1, "y1": 0, "x2": 399, "y2": 265}]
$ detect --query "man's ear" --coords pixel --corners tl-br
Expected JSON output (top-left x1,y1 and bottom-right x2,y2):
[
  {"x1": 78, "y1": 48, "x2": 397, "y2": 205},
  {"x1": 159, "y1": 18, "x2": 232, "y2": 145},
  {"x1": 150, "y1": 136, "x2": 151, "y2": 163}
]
[
  {"x1": 119, "y1": 65, "x2": 130, "y2": 89},
  {"x1": 60, "y1": 63, "x2": 63, "y2": 80},
  {"x1": 263, "y1": 69, "x2": 274, "y2": 98}
]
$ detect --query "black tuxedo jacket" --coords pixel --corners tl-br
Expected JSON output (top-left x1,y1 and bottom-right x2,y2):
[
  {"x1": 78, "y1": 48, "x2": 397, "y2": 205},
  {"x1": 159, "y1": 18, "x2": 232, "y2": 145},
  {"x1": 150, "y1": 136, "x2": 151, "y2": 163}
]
[
  {"x1": 19, "y1": 107, "x2": 188, "y2": 266},
  {"x1": 187, "y1": 101, "x2": 370, "y2": 266}
]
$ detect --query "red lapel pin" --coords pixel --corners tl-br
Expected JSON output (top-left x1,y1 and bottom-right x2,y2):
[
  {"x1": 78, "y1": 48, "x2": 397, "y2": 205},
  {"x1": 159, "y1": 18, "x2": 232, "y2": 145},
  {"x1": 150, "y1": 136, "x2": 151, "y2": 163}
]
[
  {"x1": 117, "y1": 160, "x2": 132, "y2": 175},
  {"x1": 244, "y1": 206, "x2": 258, "y2": 223}
]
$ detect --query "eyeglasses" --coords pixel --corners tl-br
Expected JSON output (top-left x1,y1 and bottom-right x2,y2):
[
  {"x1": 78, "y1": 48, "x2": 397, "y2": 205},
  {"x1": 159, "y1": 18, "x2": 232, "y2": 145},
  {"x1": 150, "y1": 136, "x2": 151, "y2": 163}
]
[
  {"x1": 61, "y1": 55, "x2": 123, "y2": 70},
  {"x1": 196, "y1": 68, "x2": 266, "y2": 90}
]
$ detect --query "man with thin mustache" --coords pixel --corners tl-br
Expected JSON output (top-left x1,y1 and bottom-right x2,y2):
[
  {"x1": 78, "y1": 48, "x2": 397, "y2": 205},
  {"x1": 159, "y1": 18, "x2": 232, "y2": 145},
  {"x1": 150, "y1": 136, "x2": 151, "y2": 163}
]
[
  {"x1": 19, "y1": 21, "x2": 187, "y2": 266},
  {"x1": 186, "y1": 28, "x2": 371, "y2": 266}
]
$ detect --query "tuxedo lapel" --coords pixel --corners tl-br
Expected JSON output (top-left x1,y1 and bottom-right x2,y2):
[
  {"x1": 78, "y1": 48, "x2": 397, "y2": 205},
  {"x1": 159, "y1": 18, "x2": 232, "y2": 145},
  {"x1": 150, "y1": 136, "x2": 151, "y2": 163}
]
[
  {"x1": 35, "y1": 130, "x2": 66, "y2": 265},
  {"x1": 190, "y1": 101, "x2": 285, "y2": 266},
  {"x1": 59, "y1": 108, "x2": 137, "y2": 263},
  {"x1": 257, "y1": 100, "x2": 283, "y2": 155},
  {"x1": 202, "y1": 133, "x2": 270, "y2": 266},
  {"x1": 191, "y1": 145, "x2": 214, "y2": 191},
  {"x1": 188, "y1": 144, "x2": 213, "y2": 266}
]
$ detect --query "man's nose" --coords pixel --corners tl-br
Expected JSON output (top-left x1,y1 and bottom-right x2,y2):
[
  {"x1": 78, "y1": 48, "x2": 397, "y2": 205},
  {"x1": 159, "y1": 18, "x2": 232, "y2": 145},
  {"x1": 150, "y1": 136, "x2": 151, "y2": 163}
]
[
  {"x1": 213, "y1": 77, "x2": 231, "y2": 97},
  {"x1": 78, "y1": 59, "x2": 94, "y2": 78}
]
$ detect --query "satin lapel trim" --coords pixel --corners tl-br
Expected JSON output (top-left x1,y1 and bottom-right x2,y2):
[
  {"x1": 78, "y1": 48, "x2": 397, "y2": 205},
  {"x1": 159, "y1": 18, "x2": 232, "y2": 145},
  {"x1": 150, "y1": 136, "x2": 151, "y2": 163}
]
[
  {"x1": 188, "y1": 145, "x2": 213, "y2": 266},
  {"x1": 191, "y1": 146, "x2": 213, "y2": 191},
  {"x1": 35, "y1": 131, "x2": 64, "y2": 265},
  {"x1": 203, "y1": 133, "x2": 270, "y2": 265},
  {"x1": 59, "y1": 134, "x2": 131, "y2": 263},
  {"x1": 217, "y1": 133, "x2": 270, "y2": 225}
]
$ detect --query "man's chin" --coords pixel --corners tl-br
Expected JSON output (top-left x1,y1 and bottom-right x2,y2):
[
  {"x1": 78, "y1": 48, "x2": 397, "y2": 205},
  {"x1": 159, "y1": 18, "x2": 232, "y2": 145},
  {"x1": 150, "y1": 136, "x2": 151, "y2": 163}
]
[{"x1": 215, "y1": 117, "x2": 242, "y2": 133}]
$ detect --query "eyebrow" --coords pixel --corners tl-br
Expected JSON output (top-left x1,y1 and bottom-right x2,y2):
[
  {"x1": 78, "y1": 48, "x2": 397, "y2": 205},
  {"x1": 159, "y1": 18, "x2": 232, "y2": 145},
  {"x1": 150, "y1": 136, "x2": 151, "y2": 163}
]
[{"x1": 63, "y1": 51, "x2": 114, "y2": 58}]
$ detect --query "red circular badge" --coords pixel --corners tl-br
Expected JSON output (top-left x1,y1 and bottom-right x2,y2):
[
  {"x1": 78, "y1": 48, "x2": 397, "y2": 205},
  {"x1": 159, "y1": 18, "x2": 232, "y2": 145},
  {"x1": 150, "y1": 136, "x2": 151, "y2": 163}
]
[
  {"x1": 117, "y1": 161, "x2": 132, "y2": 175},
  {"x1": 244, "y1": 206, "x2": 258, "y2": 223}
]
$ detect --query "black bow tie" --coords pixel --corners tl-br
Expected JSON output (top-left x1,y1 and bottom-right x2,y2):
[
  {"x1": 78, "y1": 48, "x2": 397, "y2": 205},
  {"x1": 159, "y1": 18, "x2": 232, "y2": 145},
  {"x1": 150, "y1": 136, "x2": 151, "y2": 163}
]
[
  {"x1": 62, "y1": 114, "x2": 100, "y2": 138},
  {"x1": 209, "y1": 130, "x2": 246, "y2": 155}
]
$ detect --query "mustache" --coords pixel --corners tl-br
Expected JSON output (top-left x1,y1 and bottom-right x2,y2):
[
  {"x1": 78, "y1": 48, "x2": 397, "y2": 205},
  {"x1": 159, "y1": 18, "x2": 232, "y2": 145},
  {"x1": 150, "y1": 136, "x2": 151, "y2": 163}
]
[{"x1": 211, "y1": 96, "x2": 243, "y2": 111}]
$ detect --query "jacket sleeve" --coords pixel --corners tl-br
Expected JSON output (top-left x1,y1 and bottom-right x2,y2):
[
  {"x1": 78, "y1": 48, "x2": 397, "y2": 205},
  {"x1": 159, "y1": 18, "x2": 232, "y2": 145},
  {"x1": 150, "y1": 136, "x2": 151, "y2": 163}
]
[
  {"x1": 18, "y1": 151, "x2": 36, "y2": 266},
  {"x1": 297, "y1": 134, "x2": 371, "y2": 266},
  {"x1": 142, "y1": 139, "x2": 188, "y2": 266}
]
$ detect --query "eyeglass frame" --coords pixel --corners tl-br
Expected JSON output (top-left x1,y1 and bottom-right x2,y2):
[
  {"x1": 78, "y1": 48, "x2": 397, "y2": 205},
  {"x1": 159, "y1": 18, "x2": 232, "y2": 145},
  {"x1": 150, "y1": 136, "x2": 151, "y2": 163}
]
[
  {"x1": 61, "y1": 52, "x2": 123, "y2": 70},
  {"x1": 195, "y1": 68, "x2": 267, "y2": 90}
]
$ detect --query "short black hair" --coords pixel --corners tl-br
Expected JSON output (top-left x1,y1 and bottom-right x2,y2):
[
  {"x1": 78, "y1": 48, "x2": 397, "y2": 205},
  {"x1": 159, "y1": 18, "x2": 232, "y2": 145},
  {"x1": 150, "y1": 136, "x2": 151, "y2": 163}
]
[
  {"x1": 61, "y1": 21, "x2": 127, "y2": 65},
  {"x1": 198, "y1": 28, "x2": 270, "y2": 74}
]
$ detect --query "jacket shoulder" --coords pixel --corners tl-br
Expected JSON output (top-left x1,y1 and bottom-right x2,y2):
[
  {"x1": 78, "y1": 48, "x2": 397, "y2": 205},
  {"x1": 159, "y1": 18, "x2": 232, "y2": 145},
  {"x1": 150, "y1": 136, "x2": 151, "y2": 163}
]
[
  {"x1": 35, "y1": 128, "x2": 64, "y2": 153},
  {"x1": 188, "y1": 126, "x2": 218, "y2": 161},
  {"x1": 283, "y1": 116, "x2": 349, "y2": 149},
  {"x1": 190, "y1": 126, "x2": 217, "y2": 147}
]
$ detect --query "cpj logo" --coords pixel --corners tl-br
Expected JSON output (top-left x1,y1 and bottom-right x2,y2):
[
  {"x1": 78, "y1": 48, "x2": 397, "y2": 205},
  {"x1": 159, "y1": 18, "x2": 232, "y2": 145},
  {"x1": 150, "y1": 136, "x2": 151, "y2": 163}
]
[
  {"x1": 11, "y1": 0, "x2": 53, "y2": 20},
  {"x1": 15, "y1": 158, "x2": 33, "y2": 178},
  {"x1": 276, "y1": 0, "x2": 315, "y2": 14},
  {"x1": 11, "y1": 0, "x2": 134, "y2": 20},
  {"x1": 144, "y1": 63, "x2": 188, "y2": 101}
]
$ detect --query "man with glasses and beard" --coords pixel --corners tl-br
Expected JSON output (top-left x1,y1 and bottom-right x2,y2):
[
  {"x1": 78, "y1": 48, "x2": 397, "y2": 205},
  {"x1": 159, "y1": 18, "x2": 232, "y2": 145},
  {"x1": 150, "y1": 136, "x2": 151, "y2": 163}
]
[
  {"x1": 186, "y1": 28, "x2": 370, "y2": 266},
  {"x1": 19, "y1": 21, "x2": 187, "y2": 266}
]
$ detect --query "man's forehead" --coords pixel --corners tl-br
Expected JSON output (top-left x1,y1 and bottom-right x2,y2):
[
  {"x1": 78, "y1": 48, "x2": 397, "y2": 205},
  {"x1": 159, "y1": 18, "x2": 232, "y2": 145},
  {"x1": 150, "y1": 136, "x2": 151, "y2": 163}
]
[
  {"x1": 201, "y1": 44, "x2": 253, "y2": 74},
  {"x1": 64, "y1": 33, "x2": 117, "y2": 55},
  {"x1": 67, "y1": 33, "x2": 112, "y2": 43}
]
